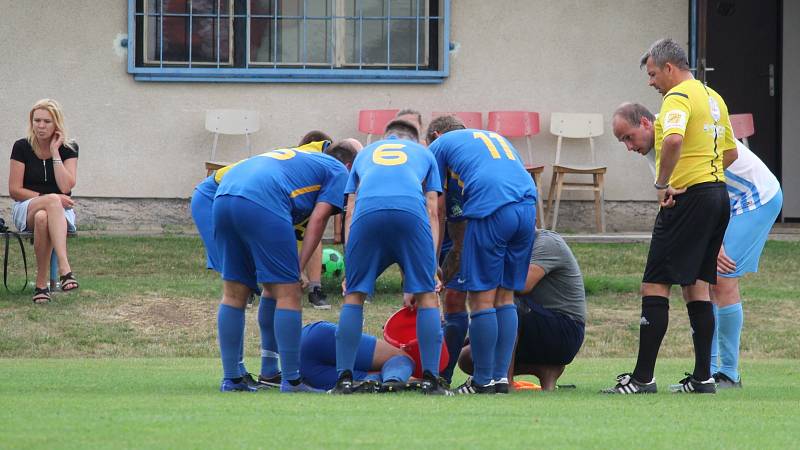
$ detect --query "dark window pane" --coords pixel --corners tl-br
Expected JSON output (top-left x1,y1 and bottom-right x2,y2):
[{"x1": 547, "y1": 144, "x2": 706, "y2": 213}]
[
  {"x1": 251, "y1": 0, "x2": 273, "y2": 16},
  {"x1": 389, "y1": 19, "x2": 417, "y2": 65},
  {"x1": 191, "y1": 0, "x2": 229, "y2": 14},
  {"x1": 191, "y1": 17, "x2": 230, "y2": 62},
  {"x1": 163, "y1": 0, "x2": 189, "y2": 14},
  {"x1": 162, "y1": 16, "x2": 189, "y2": 61},
  {"x1": 250, "y1": 17, "x2": 274, "y2": 62}
]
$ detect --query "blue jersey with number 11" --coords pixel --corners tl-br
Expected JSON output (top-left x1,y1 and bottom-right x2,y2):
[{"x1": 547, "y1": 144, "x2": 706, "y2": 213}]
[
  {"x1": 345, "y1": 137, "x2": 442, "y2": 223},
  {"x1": 429, "y1": 129, "x2": 536, "y2": 219}
]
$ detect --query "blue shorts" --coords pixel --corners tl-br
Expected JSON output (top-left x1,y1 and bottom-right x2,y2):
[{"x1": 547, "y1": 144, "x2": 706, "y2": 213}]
[
  {"x1": 190, "y1": 189, "x2": 219, "y2": 271},
  {"x1": 720, "y1": 189, "x2": 782, "y2": 278},
  {"x1": 515, "y1": 301, "x2": 584, "y2": 366},
  {"x1": 346, "y1": 210, "x2": 436, "y2": 296},
  {"x1": 300, "y1": 321, "x2": 377, "y2": 390},
  {"x1": 461, "y1": 201, "x2": 536, "y2": 292},
  {"x1": 213, "y1": 195, "x2": 298, "y2": 288}
]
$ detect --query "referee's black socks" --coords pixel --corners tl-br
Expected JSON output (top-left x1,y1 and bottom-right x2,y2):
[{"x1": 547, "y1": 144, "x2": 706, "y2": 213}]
[
  {"x1": 687, "y1": 300, "x2": 715, "y2": 381},
  {"x1": 632, "y1": 296, "x2": 669, "y2": 383}
]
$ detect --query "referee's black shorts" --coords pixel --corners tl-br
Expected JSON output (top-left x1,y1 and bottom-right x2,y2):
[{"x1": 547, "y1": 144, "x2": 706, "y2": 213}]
[{"x1": 643, "y1": 182, "x2": 730, "y2": 286}]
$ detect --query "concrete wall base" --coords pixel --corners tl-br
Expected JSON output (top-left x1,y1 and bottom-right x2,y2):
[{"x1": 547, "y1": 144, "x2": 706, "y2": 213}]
[{"x1": 2, "y1": 196, "x2": 660, "y2": 234}]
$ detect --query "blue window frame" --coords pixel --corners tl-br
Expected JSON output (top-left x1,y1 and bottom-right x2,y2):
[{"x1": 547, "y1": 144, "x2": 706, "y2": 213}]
[{"x1": 128, "y1": 0, "x2": 450, "y2": 83}]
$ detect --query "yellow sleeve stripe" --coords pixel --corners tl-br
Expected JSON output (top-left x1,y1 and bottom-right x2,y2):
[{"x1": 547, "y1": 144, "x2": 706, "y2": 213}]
[
  {"x1": 449, "y1": 169, "x2": 465, "y2": 189},
  {"x1": 213, "y1": 158, "x2": 245, "y2": 184},
  {"x1": 290, "y1": 185, "x2": 322, "y2": 198}
]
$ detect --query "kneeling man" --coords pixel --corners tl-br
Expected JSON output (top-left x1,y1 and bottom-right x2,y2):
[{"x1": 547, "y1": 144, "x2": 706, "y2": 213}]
[{"x1": 459, "y1": 230, "x2": 585, "y2": 391}]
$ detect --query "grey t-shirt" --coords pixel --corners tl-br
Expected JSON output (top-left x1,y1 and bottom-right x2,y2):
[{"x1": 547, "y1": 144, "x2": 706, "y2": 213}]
[{"x1": 517, "y1": 230, "x2": 586, "y2": 323}]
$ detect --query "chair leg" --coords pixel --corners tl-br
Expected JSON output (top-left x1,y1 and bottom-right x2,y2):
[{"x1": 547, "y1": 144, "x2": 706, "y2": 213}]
[
  {"x1": 593, "y1": 174, "x2": 602, "y2": 233},
  {"x1": 551, "y1": 173, "x2": 564, "y2": 231},
  {"x1": 49, "y1": 249, "x2": 58, "y2": 289},
  {"x1": 598, "y1": 173, "x2": 606, "y2": 233},
  {"x1": 211, "y1": 133, "x2": 220, "y2": 160},
  {"x1": 533, "y1": 172, "x2": 546, "y2": 229},
  {"x1": 547, "y1": 171, "x2": 558, "y2": 224}
]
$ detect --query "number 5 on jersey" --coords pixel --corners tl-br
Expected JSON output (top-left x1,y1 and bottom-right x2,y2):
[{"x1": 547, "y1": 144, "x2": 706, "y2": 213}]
[{"x1": 372, "y1": 143, "x2": 408, "y2": 166}]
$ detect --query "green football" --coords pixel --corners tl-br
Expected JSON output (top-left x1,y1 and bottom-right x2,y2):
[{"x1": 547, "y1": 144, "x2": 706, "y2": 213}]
[{"x1": 321, "y1": 248, "x2": 344, "y2": 279}]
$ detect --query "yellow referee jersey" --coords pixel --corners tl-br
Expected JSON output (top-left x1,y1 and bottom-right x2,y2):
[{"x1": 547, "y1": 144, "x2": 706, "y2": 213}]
[{"x1": 654, "y1": 79, "x2": 736, "y2": 189}]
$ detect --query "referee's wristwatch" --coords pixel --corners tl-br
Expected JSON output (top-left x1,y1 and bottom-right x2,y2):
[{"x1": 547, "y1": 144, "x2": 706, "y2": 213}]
[{"x1": 654, "y1": 182, "x2": 669, "y2": 190}]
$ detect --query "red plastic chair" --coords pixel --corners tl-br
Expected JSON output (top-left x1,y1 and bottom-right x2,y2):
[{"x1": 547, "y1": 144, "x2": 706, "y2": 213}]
[
  {"x1": 358, "y1": 109, "x2": 400, "y2": 144},
  {"x1": 487, "y1": 111, "x2": 545, "y2": 228},
  {"x1": 487, "y1": 111, "x2": 541, "y2": 162},
  {"x1": 729, "y1": 113, "x2": 755, "y2": 146},
  {"x1": 431, "y1": 111, "x2": 483, "y2": 130}
]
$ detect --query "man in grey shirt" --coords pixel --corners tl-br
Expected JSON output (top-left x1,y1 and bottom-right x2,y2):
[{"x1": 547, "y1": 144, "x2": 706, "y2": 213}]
[{"x1": 458, "y1": 230, "x2": 586, "y2": 390}]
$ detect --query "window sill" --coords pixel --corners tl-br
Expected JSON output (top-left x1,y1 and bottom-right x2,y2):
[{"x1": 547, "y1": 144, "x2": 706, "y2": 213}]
[{"x1": 129, "y1": 68, "x2": 448, "y2": 84}]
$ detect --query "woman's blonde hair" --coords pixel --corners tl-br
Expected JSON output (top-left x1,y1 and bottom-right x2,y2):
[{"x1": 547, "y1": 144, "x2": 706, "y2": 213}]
[{"x1": 27, "y1": 98, "x2": 75, "y2": 154}]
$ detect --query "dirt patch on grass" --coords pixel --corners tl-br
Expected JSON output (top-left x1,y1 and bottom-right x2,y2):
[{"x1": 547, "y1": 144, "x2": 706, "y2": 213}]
[{"x1": 93, "y1": 295, "x2": 217, "y2": 333}]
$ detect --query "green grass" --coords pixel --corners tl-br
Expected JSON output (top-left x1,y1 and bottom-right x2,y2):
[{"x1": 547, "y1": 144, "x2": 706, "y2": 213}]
[
  {"x1": 1, "y1": 358, "x2": 799, "y2": 449},
  {"x1": 1, "y1": 237, "x2": 799, "y2": 448}
]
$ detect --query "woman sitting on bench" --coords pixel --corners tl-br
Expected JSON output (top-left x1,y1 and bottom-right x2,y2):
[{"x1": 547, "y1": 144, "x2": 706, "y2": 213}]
[{"x1": 8, "y1": 98, "x2": 79, "y2": 303}]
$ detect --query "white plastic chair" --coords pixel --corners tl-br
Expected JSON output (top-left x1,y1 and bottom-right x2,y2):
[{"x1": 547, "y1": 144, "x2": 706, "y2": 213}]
[
  {"x1": 205, "y1": 109, "x2": 261, "y2": 160},
  {"x1": 546, "y1": 112, "x2": 607, "y2": 233}
]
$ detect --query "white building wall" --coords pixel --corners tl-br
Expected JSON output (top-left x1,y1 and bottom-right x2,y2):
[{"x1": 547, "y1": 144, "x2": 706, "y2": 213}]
[{"x1": 0, "y1": 0, "x2": 686, "y2": 201}]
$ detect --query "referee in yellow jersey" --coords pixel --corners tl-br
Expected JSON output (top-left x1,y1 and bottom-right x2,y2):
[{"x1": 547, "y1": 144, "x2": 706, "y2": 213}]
[{"x1": 603, "y1": 38, "x2": 736, "y2": 395}]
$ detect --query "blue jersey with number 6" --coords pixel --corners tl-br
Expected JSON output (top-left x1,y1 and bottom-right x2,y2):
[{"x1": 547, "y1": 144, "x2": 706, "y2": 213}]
[
  {"x1": 345, "y1": 137, "x2": 442, "y2": 224},
  {"x1": 429, "y1": 129, "x2": 536, "y2": 219}
]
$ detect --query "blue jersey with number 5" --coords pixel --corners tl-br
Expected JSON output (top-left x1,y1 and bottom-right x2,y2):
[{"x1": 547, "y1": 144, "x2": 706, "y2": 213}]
[
  {"x1": 216, "y1": 148, "x2": 348, "y2": 225},
  {"x1": 345, "y1": 137, "x2": 442, "y2": 224},
  {"x1": 429, "y1": 129, "x2": 536, "y2": 219}
]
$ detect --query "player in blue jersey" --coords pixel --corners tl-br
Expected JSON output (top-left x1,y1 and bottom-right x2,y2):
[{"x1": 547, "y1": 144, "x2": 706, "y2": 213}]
[
  {"x1": 191, "y1": 136, "x2": 335, "y2": 391},
  {"x1": 427, "y1": 115, "x2": 538, "y2": 394},
  {"x1": 301, "y1": 321, "x2": 416, "y2": 392},
  {"x1": 333, "y1": 119, "x2": 451, "y2": 395},
  {"x1": 213, "y1": 141, "x2": 355, "y2": 393},
  {"x1": 425, "y1": 118, "x2": 469, "y2": 387}
]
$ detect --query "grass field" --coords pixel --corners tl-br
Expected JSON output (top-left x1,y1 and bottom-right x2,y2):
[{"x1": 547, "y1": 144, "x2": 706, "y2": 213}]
[{"x1": 1, "y1": 236, "x2": 799, "y2": 449}]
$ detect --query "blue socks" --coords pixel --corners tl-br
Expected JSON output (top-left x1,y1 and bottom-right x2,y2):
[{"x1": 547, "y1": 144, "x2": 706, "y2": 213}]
[
  {"x1": 382, "y1": 355, "x2": 414, "y2": 383},
  {"x1": 493, "y1": 304, "x2": 518, "y2": 381},
  {"x1": 416, "y1": 307, "x2": 443, "y2": 377},
  {"x1": 441, "y1": 312, "x2": 469, "y2": 382},
  {"x1": 258, "y1": 297, "x2": 280, "y2": 378},
  {"x1": 238, "y1": 323, "x2": 248, "y2": 376},
  {"x1": 336, "y1": 304, "x2": 363, "y2": 377},
  {"x1": 469, "y1": 308, "x2": 498, "y2": 386},
  {"x1": 712, "y1": 302, "x2": 743, "y2": 381},
  {"x1": 274, "y1": 308, "x2": 302, "y2": 382},
  {"x1": 218, "y1": 304, "x2": 246, "y2": 380}
]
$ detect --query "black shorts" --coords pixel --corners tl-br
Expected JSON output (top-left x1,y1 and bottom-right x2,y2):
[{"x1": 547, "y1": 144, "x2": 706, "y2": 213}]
[
  {"x1": 643, "y1": 182, "x2": 730, "y2": 286},
  {"x1": 515, "y1": 302, "x2": 584, "y2": 366}
]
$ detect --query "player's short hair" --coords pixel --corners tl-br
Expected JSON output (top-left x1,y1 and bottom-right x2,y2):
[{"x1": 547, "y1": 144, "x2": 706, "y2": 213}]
[
  {"x1": 384, "y1": 119, "x2": 420, "y2": 142},
  {"x1": 613, "y1": 102, "x2": 655, "y2": 126},
  {"x1": 425, "y1": 115, "x2": 465, "y2": 144},
  {"x1": 640, "y1": 38, "x2": 690, "y2": 70},
  {"x1": 325, "y1": 139, "x2": 358, "y2": 166},
  {"x1": 298, "y1": 130, "x2": 332, "y2": 146},
  {"x1": 395, "y1": 108, "x2": 423, "y2": 128}
]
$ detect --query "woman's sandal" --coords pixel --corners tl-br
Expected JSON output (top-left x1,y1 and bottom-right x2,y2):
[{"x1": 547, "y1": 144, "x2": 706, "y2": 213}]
[
  {"x1": 60, "y1": 272, "x2": 79, "y2": 292},
  {"x1": 32, "y1": 287, "x2": 51, "y2": 304}
]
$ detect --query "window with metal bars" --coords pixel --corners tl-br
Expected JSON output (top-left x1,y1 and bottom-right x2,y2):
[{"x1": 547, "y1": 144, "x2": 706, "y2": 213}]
[{"x1": 128, "y1": 0, "x2": 449, "y2": 83}]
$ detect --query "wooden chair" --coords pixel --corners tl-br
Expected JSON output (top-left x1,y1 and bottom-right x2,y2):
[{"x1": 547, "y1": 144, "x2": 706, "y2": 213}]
[
  {"x1": 524, "y1": 164, "x2": 547, "y2": 229},
  {"x1": 358, "y1": 109, "x2": 400, "y2": 144},
  {"x1": 205, "y1": 109, "x2": 260, "y2": 160},
  {"x1": 547, "y1": 113, "x2": 606, "y2": 233},
  {"x1": 204, "y1": 161, "x2": 230, "y2": 177},
  {"x1": 729, "y1": 113, "x2": 755, "y2": 146}
]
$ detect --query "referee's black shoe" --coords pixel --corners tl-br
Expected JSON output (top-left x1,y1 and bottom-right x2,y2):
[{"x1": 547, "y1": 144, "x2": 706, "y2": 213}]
[
  {"x1": 420, "y1": 370, "x2": 454, "y2": 396},
  {"x1": 600, "y1": 373, "x2": 657, "y2": 394},
  {"x1": 455, "y1": 376, "x2": 495, "y2": 395},
  {"x1": 669, "y1": 373, "x2": 717, "y2": 394},
  {"x1": 327, "y1": 370, "x2": 354, "y2": 395}
]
